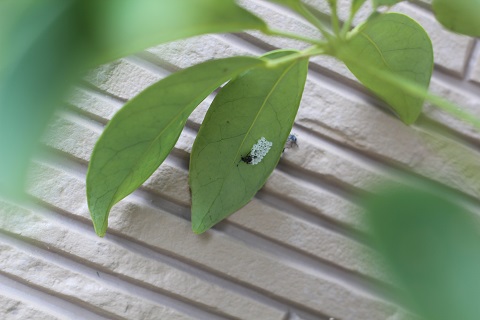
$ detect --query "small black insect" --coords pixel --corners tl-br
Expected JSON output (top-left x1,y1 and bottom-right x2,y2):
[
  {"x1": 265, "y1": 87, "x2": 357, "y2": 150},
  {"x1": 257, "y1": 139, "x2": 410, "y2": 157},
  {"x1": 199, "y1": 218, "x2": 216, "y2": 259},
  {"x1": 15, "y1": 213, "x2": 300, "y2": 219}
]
[{"x1": 238, "y1": 153, "x2": 257, "y2": 166}]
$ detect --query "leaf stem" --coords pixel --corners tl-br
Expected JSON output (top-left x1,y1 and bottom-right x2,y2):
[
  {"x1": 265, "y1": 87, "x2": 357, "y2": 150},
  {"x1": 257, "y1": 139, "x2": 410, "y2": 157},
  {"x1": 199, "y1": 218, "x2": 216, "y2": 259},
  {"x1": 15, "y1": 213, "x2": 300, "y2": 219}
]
[
  {"x1": 264, "y1": 28, "x2": 326, "y2": 45},
  {"x1": 340, "y1": 12, "x2": 355, "y2": 38},
  {"x1": 424, "y1": 93, "x2": 480, "y2": 130},
  {"x1": 295, "y1": 3, "x2": 334, "y2": 42},
  {"x1": 328, "y1": 0, "x2": 341, "y2": 35}
]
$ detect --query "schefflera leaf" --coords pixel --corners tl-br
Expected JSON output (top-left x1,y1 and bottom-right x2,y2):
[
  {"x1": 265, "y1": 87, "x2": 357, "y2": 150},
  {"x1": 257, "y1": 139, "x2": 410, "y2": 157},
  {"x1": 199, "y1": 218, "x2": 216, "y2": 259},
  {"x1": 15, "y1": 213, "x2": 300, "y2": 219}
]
[
  {"x1": 366, "y1": 185, "x2": 480, "y2": 320},
  {"x1": 190, "y1": 50, "x2": 308, "y2": 234},
  {"x1": 338, "y1": 13, "x2": 433, "y2": 124},
  {"x1": 432, "y1": 0, "x2": 480, "y2": 37},
  {"x1": 87, "y1": 57, "x2": 265, "y2": 237}
]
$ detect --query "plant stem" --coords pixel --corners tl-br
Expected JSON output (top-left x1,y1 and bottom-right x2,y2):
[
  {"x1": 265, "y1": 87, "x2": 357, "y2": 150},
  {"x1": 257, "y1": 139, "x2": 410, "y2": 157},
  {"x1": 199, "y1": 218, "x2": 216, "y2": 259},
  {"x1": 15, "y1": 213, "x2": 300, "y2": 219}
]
[
  {"x1": 265, "y1": 28, "x2": 326, "y2": 45},
  {"x1": 295, "y1": 3, "x2": 334, "y2": 42},
  {"x1": 424, "y1": 93, "x2": 480, "y2": 130},
  {"x1": 265, "y1": 45, "x2": 325, "y2": 68},
  {"x1": 328, "y1": 0, "x2": 341, "y2": 35},
  {"x1": 340, "y1": 12, "x2": 354, "y2": 38}
]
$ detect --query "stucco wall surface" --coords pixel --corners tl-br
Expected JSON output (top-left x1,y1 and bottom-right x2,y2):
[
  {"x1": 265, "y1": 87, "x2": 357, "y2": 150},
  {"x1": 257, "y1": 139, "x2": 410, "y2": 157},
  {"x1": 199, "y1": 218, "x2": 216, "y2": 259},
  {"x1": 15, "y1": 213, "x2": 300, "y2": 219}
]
[{"x1": 1, "y1": 0, "x2": 480, "y2": 319}]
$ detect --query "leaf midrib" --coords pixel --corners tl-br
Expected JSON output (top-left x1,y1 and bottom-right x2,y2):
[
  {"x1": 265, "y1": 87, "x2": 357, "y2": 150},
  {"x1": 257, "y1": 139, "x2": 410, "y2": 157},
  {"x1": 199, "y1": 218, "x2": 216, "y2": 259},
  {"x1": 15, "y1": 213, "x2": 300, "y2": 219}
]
[
  {"x1": 231, "y1": 62, "x2": 297, "y2": 166},
  {"x1": 360, "y1": 32, "x2": 392, "y2": 70},
  {"x1": 196, "y1": 61, "x2": 298, "y2": 230}
]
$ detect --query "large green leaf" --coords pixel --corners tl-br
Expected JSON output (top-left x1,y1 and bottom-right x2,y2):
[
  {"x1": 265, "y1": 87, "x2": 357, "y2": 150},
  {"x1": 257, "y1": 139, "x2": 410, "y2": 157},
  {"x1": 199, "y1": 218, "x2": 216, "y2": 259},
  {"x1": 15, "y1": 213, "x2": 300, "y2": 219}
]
[
  {"x1": 337, "y1": 13, "x2": 433, "y2": 124},
  {"x1": 91, "y1": 0, "x2": 268, "y2": 65},
  {"x1": 189, "y1": 51, "x2": 308, "y2": 234},
  {"x1": 87, "y1": 57, "x2": 265, "y2": 237},
  {"x1": 366, "y1": 185, "x2": 480, "y2": 320},
  {"x1": 432, "y1": 0, "x2": 480, "y2": 37}
]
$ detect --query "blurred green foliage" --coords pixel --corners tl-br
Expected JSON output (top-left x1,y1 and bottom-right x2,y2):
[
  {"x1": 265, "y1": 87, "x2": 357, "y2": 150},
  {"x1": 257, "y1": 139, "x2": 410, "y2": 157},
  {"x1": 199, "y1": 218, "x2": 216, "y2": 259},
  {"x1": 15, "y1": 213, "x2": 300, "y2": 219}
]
[
  {"x1": 366, "y1": 184, "x2": 480, "y2": 320},
  {"x1": 0, "y1": 0, "x2": 88, "y2": 197},
  {"x1": 433, "y1": 0, "x2": 480, "y2": 37}
]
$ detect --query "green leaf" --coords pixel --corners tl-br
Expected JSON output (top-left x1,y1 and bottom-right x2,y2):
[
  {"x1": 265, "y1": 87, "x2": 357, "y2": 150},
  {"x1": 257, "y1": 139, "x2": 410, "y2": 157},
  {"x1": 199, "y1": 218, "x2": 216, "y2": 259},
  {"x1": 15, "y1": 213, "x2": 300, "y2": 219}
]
[
  {"x1": 87, "y1": 57, "x2": 265, "y2": 237},
  {"x1": 366, "y1": 184, "x2": 480, "y2": 320},
  {"x1": 92, "y1": 0, "x2": 268, "y2": 64},
  {"x1": 372, "y1": 0, "x2": 404, "y2": 9},
  {"x1": 432, "y1": 0, "x2": 480, "y2": 37},
  {"x1": 189, "y1": 50, "x2": 308, "y2": 234},
  {"x1": 338, "y1": 13, "x2": 433, "y2": 124},
  {"x1": 0, "y1": 0, "x2": 89, "y2": 198}
]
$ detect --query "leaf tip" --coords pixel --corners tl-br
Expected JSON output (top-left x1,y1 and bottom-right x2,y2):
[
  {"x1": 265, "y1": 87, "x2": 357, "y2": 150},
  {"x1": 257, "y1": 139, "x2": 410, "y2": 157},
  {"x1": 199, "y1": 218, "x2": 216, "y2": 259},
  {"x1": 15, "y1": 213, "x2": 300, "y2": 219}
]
[
  {"x1": 192, "y1": 224, "x2": 206, "y2": 235},
  {"x1": 93, "y1": 222, "x2": 107, "y2": 238}
]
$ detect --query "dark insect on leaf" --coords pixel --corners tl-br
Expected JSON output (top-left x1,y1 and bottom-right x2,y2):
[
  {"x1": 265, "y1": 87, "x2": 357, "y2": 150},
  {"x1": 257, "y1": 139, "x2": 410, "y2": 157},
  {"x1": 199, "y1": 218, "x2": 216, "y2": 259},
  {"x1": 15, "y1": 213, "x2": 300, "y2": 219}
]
[{"x1": 241, "y1": 153, "x2": 255, "y2": 165}]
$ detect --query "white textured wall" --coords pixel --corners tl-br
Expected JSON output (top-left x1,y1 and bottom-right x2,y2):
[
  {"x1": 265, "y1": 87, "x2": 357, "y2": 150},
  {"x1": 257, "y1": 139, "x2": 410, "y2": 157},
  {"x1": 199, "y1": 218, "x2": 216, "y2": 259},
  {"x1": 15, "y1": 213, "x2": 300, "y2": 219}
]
[{"x1": 1, "y1": 0, "x2": 480, "y2": 319}]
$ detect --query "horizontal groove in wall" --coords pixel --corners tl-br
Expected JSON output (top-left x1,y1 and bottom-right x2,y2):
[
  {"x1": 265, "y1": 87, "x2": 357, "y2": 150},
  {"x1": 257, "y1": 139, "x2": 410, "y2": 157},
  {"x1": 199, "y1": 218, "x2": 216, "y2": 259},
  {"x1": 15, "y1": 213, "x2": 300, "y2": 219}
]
[
  {"x1": 218, "y1": 223, "x2": 401, "y2": 306},
  {"x1": 0, "y1": 226, "x2": 243, "y2": 320},
  {"x1": 57, "y1": 89, "x2": 480, "y2": 243},
  {"x1": 295, "y1": 122, "x2": 480, "y2": 211},
  {"x1": 0, "y1": 271, "x2": 108, "y2": 320},
  {"x1": 27, "y1": 153, "x2": 404, "y2": 317},
  {"x1": 0, "y1": 245, "x2": 124, "y2": 319},
  {"x1": 31, "y1": 149, "x2": 392, "y2": 290},
  {"x1": 255, "y1": 189, "x2": 368, "y2": 243},
  {"x1": 465, "y1": 40, "x2": 480, "y2": 83}
]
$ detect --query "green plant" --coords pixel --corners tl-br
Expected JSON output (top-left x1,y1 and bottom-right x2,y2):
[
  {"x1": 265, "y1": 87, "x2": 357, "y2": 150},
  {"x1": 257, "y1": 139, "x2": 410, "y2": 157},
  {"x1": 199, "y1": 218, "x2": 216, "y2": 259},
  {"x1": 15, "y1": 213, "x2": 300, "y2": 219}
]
[
  {"x1": 1, "y1": 0, "x2": 479, "y2": 236},
  {"x1": 85, "y1": 0, "x2": 480, "y2": 236}
]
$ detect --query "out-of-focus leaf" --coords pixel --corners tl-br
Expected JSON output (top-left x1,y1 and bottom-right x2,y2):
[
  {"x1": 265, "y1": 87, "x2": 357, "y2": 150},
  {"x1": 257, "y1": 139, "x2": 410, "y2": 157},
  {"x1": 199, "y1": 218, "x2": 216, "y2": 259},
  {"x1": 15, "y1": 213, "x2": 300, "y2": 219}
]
[
  {"x1": 91, "y1": 0, "x2": 267, "y2": 64},
  {"x1": 337, "y1": 13, "x2": 433, "y2": 124},
  {"x1": 87, "y1": 57, "x2": 264, "y2": 237},
  {"x1": 0, "y1": 0, "x2": 88, "y2": 198},
  {"x1": 190, "y1": 50, "x2": 308, "y2": 234},
  {"x1": 366, "y1": 184, "x2": 480, "y2": 320},
  {"x1": 432, "y1": 0, "x2": 480, "y2": 37}
]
